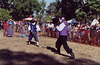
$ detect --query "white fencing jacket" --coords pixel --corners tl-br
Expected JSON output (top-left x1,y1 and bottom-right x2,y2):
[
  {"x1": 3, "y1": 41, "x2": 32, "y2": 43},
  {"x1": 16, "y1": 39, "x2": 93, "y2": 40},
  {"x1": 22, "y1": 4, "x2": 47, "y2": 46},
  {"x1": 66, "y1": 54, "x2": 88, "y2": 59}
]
[{"x1": 28, "y1": 23, "x2": 41, "y2": 32}]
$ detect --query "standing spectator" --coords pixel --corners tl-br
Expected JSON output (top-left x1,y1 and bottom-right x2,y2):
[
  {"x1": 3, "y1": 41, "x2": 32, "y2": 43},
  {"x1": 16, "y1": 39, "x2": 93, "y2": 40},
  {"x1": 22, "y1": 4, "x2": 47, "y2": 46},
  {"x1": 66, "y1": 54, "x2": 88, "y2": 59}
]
[
  {"x1": 1, "y1": 21, "x2": 3, "y2": 29},
  {"x1": 73, "y1": 25, "x2": 78, "y2": 41},
  {"x1": 15, "y1": 21, "x2": 19, "y2": 32},
  {"x1": 44, "y1": 24, "x2": 48, "y2": 36},
  {"x1": 19, "y1": 21, "x2": 23, "y2": 35},
  {"x1": 39, "y1": 21, "x2": 43, "y2": 31},
  {"x1": 67, "y1": 23, "x2": 72, "y2": 40},
  {"x1": 79, "y1": 24, "x2": 84, "y2": 37},
  {"x1": 0, "y1": 20, "x2": 1, "y2": 30},
  {"x1": 83, "y1": 27, "x2": 90, "y2": 44},
  {"x1": 55, "y1": 18, "x2": 75, "y2": 59},
  {"x1": 90, "y1": 25, "x2": 97, "y2": 45},
  {"x1": 3, "y1": 20, "x2": 8, "y2": 36},
  {"x1": 78, "y1": 21, "x2": 81, "y2": 27},
  {"x1": 96, "y1": 23, "x2": 100, "y2": 46},
  {"x1": 24, "y1": 22, "x2": 28, "y2": 34},
  {"x1": 38, "y1": 21, "x2": 43, "y2": 36},
  {"x1": 47, "y1": 22, "x2": 54, "y2": 37},
  {"x1": 8, "y1": 20, "x2": 14, "y2": 37},
  {"x1": 85, "y1": 23, "x2": 90, "y2": 30}
]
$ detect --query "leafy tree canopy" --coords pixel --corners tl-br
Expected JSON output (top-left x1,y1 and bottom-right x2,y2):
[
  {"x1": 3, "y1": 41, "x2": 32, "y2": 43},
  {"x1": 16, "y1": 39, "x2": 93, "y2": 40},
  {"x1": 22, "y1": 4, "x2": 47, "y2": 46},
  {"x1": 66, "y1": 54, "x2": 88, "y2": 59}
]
[
  {"x1": 35, "y1": 0, "x2": 46, "y2": 22},
  {"x1": 76, "y1": 0, "x2": 100, "y2": 22},
  {"x1": 61, "y1": 0, "x2": 81, "y2": 20},
  {"x1": 0, "y1": 8, "x2": 12, "y2": 21},
  {"x1": 0, "y1": 0, "x2": 41, "y2": 20}
]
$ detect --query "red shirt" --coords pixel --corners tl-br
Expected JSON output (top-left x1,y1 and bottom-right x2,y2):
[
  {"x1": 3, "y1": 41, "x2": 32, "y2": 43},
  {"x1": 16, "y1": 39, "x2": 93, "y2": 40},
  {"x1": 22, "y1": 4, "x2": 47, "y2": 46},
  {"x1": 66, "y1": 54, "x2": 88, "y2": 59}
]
[
  {"x1": 4, "y1": 23, "x2": 8, "y2": 29},
  {"x1": 85, "y1": 30, "x2": 90, "y2": 34},
  {"x1": 79, "y1": 26, "x2": 83, "y2": 32}
]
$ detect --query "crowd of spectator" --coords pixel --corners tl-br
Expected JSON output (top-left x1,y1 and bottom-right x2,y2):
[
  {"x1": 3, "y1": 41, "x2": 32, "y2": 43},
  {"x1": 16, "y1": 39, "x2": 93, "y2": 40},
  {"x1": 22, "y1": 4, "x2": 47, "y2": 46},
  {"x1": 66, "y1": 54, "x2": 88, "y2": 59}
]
[
  {"x1": 0, "y1": 18, "x2": 100, "y2": 47},
  {"x1": 41, "y1": 18, "x2": 100, "y2": 47},
  {"x1": 0, "y1": 19, "x2": 30, "y2": 37}
]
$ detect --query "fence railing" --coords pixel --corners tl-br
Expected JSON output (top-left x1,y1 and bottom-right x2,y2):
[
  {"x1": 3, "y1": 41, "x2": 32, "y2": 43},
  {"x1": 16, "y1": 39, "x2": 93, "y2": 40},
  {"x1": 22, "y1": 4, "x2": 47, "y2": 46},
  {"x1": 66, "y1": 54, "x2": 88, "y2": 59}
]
[{"x1": 43, "y1": 29, "x2": 100, "y2": 47}]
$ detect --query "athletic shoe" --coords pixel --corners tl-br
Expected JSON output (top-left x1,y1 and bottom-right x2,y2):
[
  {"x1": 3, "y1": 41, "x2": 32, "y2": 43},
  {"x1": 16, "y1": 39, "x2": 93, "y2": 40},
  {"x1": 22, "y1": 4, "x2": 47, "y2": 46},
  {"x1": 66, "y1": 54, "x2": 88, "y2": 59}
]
[
  {"x1": 36, "y1": 45, "x2": 39, "y2": 47},
  {"x1": 27, "y1": 41, "x2": 31, "y2": 45},
  {"x1": 69, "y1": 52, "x2": 75, "y2": 59}
]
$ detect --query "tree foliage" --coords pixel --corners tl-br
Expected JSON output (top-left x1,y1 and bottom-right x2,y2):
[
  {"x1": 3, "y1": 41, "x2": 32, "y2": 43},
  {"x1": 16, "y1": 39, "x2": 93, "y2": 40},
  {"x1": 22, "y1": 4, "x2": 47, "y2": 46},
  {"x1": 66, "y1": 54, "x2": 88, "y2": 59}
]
[
  {"x1": 0, "y1": 8, "x2": 12, "y2": 20},
  {"x1": 61, "y1": 0, "x2": 81, "y2": 20},
  {"x1": 0, "y1": 0, "x2": 41, "y2": 20},
  {"x1": 47, "y1": 0, "x2": 61, "y2": 18},
  {"x1": 1, "y1": 0, "x2": 100, "y2": 23},
  {"x1": 51, "y1": 0, "x2": 100, "y2": 22},
  {"x1": 36, "y1": 0, "x2": 46, "y2": 22},
  {"x1": 76, "y1": 0, "x2": 100, "y2": 21},
  {"x1": 87, "y1": 0, "x2": 100, "y2": 15},
  {"x1": 9, "y1": 0, "x2": 41, "y2": 20},
  {"x1": 0, "y1": 0, "x2": 10, "y2": 9}
]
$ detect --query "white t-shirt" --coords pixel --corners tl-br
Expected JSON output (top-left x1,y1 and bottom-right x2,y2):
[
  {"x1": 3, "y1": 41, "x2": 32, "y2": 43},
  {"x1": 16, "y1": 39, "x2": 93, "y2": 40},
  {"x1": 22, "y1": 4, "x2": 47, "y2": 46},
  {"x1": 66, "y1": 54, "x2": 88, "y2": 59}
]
[{"x1": 47, "y1": 23, "x2": 54, "y2": 28}]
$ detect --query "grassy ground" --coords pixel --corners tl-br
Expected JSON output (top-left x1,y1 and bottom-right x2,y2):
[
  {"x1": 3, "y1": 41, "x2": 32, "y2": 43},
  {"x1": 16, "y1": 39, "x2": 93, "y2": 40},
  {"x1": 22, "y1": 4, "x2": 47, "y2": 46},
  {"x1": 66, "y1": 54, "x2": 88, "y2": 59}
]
[{"x1": 0, "y1": 30, "x2": 100, "y2": 65}]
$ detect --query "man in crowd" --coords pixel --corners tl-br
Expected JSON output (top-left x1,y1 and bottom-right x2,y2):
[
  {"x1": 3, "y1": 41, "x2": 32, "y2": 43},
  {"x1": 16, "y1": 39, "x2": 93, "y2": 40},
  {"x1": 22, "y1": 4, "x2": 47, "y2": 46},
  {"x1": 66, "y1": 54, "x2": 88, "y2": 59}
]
[{"x1": 67, "y1": 23, "x2": 72, "y2": 41}]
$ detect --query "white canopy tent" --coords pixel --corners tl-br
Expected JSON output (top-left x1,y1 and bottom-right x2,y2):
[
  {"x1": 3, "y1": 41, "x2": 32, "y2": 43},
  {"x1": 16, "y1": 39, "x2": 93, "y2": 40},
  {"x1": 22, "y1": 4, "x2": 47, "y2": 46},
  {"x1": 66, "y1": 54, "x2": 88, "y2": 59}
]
[
  {"x1": 91, "y1": 19, "x2": 99, "y2": 26},
  {"x1": 25, "y1": 18, "x2": 33, "y2": 20},
  {"x1": 23, "y1": 16, "x2": 33, "y2": 21},
  {"x1": 67, "y1": 18, "x2": 78, "y2": 24}
]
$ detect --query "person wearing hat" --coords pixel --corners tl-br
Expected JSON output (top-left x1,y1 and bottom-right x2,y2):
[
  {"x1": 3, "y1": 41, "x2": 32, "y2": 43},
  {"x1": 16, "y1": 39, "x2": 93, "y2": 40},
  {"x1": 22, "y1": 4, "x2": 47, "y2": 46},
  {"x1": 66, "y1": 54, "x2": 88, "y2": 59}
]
[
  {"x1": 27, "y1": 19, "x2": 40, "y2": 47},
  {"x1": 55, "y1": 17, "x2": 75, "y2": 59}
]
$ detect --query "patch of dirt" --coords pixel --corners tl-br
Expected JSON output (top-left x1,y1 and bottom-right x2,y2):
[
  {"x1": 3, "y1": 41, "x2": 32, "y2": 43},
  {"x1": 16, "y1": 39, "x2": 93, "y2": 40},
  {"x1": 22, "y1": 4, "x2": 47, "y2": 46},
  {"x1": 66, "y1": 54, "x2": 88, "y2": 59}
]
[{"x1": 0, "y1": 31, "x2": 100, "y2": 65}]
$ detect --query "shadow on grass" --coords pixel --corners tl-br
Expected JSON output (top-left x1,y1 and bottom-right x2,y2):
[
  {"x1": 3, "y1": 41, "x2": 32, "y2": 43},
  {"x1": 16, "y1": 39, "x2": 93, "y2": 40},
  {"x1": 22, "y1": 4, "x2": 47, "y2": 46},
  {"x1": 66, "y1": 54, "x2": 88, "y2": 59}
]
[
  {"x1": 26, "y1": 41, "x2": 37, "y2": 46},
  {"x1": 0, "y1": 49, "x2": 100, "y2": 65},
  {"x1": 46, "y1": 46, "x2": 70, "y2": 58}
]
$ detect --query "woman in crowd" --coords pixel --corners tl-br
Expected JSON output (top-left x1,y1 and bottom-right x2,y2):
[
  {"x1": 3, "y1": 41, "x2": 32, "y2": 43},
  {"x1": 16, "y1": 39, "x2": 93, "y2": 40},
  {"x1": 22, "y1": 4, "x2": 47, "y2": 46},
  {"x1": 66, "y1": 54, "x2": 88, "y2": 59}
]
[{"x1": 8, "y1": 20, "x2": 14, "y2": 37}]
